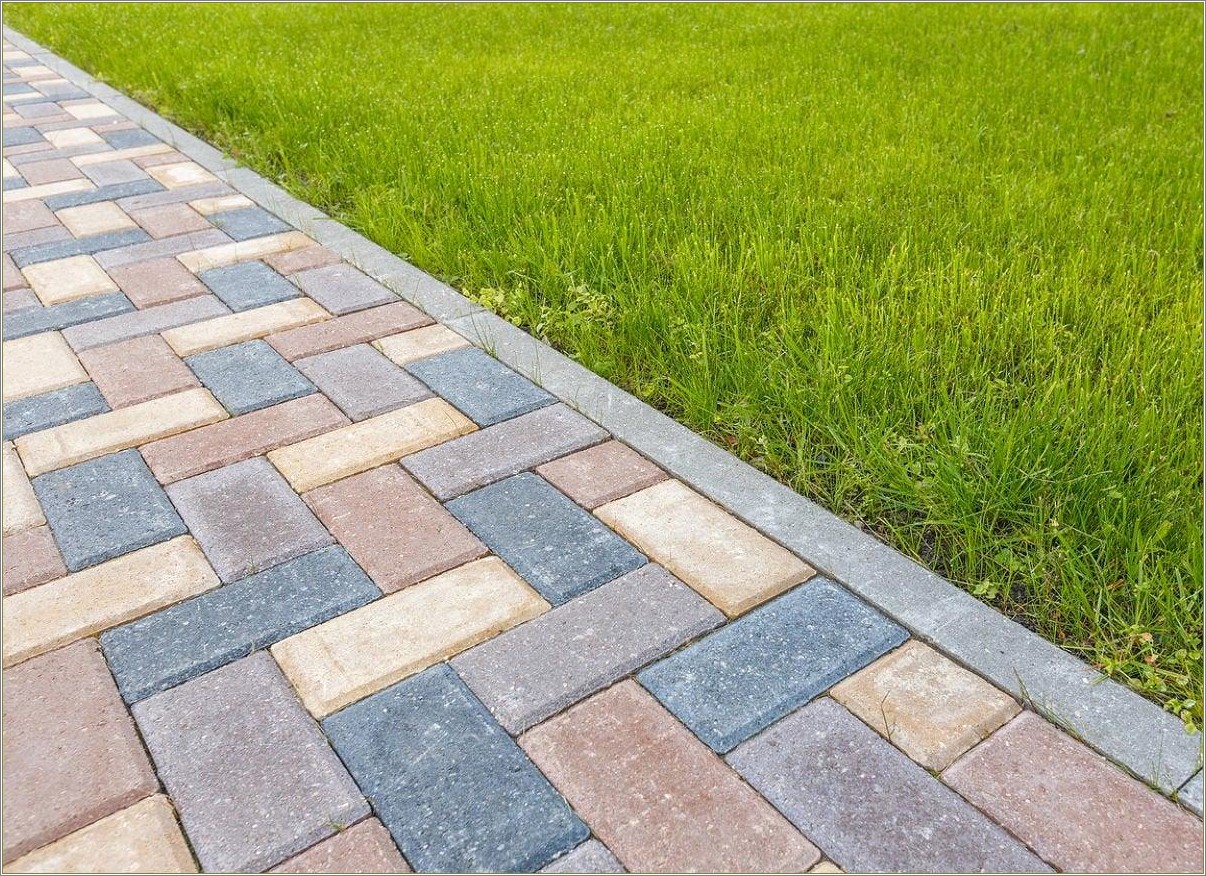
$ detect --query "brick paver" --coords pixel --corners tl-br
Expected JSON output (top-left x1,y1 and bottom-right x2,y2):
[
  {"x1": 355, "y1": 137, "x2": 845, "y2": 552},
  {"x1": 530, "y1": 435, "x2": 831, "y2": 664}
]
[
  {"x1": 268, "y1": 818, "x2": 410, "y2": 874},
  {"x1": 3, "y1": 380, "x2": 109, "y2": 439},
  {"x1": 406, "y1": 345, "x2": 554, "y2": 426},
  {"x1": 267, "y1": 299, "x2": 431, "y2": 361},
  {"x1": 185, "y1": 339, "x2": 315, "y2": 415},
  {"x1": 2, "y1": 330, "x2": 87, "y2": 401},
  {"x1": 539, "y1": 840, "x2": 625, "y2": 874},
  {"x1": 294, "y1": 343, "x2": 430, "y2": 420},
  {"x1": 78, "y1": 334, "x2": 199, "y2": 408},
  {"x1": 536, "y1": 439, "x2": 667, "y2": 509},
  {"x1": 2, "y1": 525, "x2": 66, "y2": 595}
]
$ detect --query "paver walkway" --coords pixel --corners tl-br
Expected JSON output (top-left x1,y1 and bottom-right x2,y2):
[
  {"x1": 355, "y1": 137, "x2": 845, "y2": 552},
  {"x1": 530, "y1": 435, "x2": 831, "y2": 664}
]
[{"x1": 2, "y1": 36, "x2": 1203, "y2": 875}]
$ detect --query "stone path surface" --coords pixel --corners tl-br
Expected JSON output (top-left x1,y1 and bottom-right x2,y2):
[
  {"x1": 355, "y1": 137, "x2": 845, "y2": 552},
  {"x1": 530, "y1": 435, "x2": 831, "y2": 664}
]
[{"x1": 2, "y1": 34, "x2": 1204, "y2": 875}]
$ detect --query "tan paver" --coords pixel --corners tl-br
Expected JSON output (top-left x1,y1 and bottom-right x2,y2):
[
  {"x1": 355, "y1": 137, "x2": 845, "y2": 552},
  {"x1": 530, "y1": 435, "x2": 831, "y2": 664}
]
[
  {"x1": 71, "y1": 143, "x2": 173, "y2": 167},
  {"x1": 2, "y1": 441, "x2": 45, "y2": 535},
  {"x1": 145, "y1": 161, "x2": 217, "y2": 189},
  {"x1": 263, "y1": 243, "x2": 343, "y2": 275},
  {"x1": 161, "y1": 298, "x2": 330, "y2": 356},
  {"x1": 267, "y1": 397, "x2": 475, "y2": 493},
  {"x1": 831, "y1": 640, "x2": 1020, "y2": 771},
  {"x1": 43, "y1": 128, "x2": 104, "y2": 149},
  {"x1": 3, "y1": 178, "x2": 93, "y2": 204},
  {"x1": 6, "y1": 796, "x2": 197, "y2": 874},
  {"x1": 22, "y1": 254, "x2": 117, "y2": 305},
  {"x1": 55, "y1": 201, "x2": 137, "y2": 237},
  {"x1": 272, "y1": 556, "x2": 548, "y2": 717},
  {"x1": 15, "y1": 387, "x2": 228, "y2": 476},
  {"x1": 2, "y1": 331, "x2": 88, "y2": 401},
  {"x1": 62, "y1": 101, "x2": 118, "y2": 120},
  {"x1": 809, "y1": 862, "x2": 844, "y2": 874},
  {"x1": 1, "y1": 535, "x2": 219, "y2": 667},
  {"x1": 78, "y1": 335, "x2": 200, "y2": 408},
  {"x1": 176, "y1": 230, "x2": 312, "y2": 273},
  {"x1": 375, "y1": 323, "x2": 469, "y2": 366},
  {"x1": 188, "y1": 194, "x2": 253, "y2": 215},
  {"x1": 596, "y1": 479, "x2": 814, "y2": 616}
]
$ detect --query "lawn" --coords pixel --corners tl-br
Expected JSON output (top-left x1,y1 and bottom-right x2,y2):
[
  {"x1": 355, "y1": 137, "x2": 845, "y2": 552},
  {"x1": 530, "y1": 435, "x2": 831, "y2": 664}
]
[{"x1": 9, "y1": 3, "x2": 1202, "y2": 723}]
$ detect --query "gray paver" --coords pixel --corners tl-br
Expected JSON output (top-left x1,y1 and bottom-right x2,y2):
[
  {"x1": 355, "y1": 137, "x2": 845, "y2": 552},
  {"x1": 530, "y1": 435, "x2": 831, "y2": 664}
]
[
  {"x1": 115, "y1": 181, "x2": 235, "y2": 212},
  {"x1": 32, "y1": 448, "x2": 186, "y2": 571},
  {"x1": 186, "y1": 339, "x2": 315, "y2": 415},
  {"x1": 40, "y1": 178, "x2": 162, "y2": 210},
  {"x1": 2, "y1": 291, "x2": 133, "y2": 340},
  {"x1": 132, "y1": 652, "x2": 369, "y2": 873},
  {"x1": 541, "y1": 840, "x2": 626, "y2": 874},
  {"x1": 406, "y1": 346, "x2": 553, "y2": 426},
  {"x1": 61, "y1": 293, "x2": 230, "y2": 351},
  {"x1": 3, "y1": 126, "x2": 43, "y2": 147},
  {"x1": 166, "y1": 456, "x2": 333, "y2": 582},
  {"x1": 9, "y1": 227, "x2": 150, "y2": 267},
  {"x1": 638, "y1": 578, "x2": 908, "y2": 752},
  {"x1": 198, "y1": 259, "x2": 299, "y2": 311},
  {"x1": 3, "y1": 177, "x2": 28, "y2": 191},
  {"x1": 403, "y1": 402, "x2": 607, "y2": 500},
  {"x1": 454, "y1": 563, "x2": 723, "y2": 733},
  {"x1": 1179, "y1": 772, "x2": 1204, "y2": 817},
  {"x1": 101, "y1": 545, "x2": 379, "y2": 703},
  {"x1": 94, "y1": 227, "x2": 231, "y2": 270},
  {"x1": 102, "y1": 128, "x2": 160, "y2": 149},
  {"x1": 4, "y1": 225, "x2": 71, "y2": 251},
  {"x1": 291, "y1": 263, "x2": 396, "y2": 315},
  {"x1": 726, "y1": 698, "x2": 1051, "y2": 873},
  {"x1": 81, "y1": 158, "x2": 148, "y2": 187},
  {"x1": 209, "y1": 205, "x2": 291, "y2": 241},
  {"x1": 322, "y1": 664, "x2": 589, "y2": 874},
  {"x1": 3, "y1": 380, "x2": 109, "y2": 440},
  {"x1": 294, "y1": 343, "x2": 429, "y2": 420},
  {"x1": 447, "y1": 472, "x2": 646, "y2": 605}
]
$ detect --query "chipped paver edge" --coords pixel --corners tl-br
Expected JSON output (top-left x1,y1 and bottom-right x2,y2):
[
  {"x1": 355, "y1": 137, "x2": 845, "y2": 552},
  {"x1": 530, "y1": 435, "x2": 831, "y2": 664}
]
[{"x1": 8, "y1": 24, "x2": 1199, "y2": 797}]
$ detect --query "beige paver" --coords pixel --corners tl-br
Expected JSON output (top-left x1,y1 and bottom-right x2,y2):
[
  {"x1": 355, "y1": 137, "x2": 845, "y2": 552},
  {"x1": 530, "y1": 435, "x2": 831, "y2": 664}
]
[
  {"x1": 6, "y1": 795, "x2": 196, "y2": 874},
  {"x1": 2, "y1": 179, "x2": 93, "y2": 204},
  {"x1": 22, "y1": 254, "x2": 118, "y2": 306},
  {"x1": 142, "y1": 161, "x2": 214, "y2": 189},
  {"x1": 595, "y1": 479, "x2": 814, "y2": 616},
  {"x1": 55, "y1": 202, "x2": 137, "y2": 237},
  {"x1": 2, "y1": 536, "x2": 219, "y2": 667},
  {"x1": 2, "y1": 332, "x2": 88, "y2": 402},
  {"x1": 3, "y1": 441, "x2": 45, "y2": 535},
  {"x1": 71, "y1": 143, "x2": 174, "y2": 167},
  {"x1": 43, "y1": 128, "x2": 104, "y2": 149},
  {"x1": 161, "y1": 298, "x2": 330, "y2": 357},
  {"x1": 15, "y1": 387, "x2": 228, "y2": 477},
  {"x1": 268, "y1": 397, "x2": 475, "y2": 493},
  {"x1": 62, "y1": 101, "x2": 118, "y2": 120},
  {"x1": 272, "y1": 556, "x2": 548, "y2": 716},
  {"x1": 188, "y1": 194, "x2": 253, "y2": 215},
  {"x1": 375, "y1": 324, "x2": 469, "y2": 366},
  {"x1": 809, "y1": 862, "x2": 844, "y2": 874},
  {"x1": 176, "y1": 230, "x2": 312, "y2": 273},
  {"x1": 3, "y1": 157, "x2": 18, "y2": 178},
  {"x1": 831, "y1": 640, "x2": 1020, "y2": 771}
]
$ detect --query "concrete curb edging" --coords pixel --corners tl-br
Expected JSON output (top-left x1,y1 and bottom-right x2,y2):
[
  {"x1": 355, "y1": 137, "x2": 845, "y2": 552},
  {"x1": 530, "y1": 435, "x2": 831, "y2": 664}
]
[{"x1": 7, "y1": 25, "x2": 1201, "y2": 805}]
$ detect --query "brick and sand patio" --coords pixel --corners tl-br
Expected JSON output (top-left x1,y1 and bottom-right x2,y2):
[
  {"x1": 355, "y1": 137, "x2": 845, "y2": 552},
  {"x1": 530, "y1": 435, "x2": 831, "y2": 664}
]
[{"x1": 2, "y1": 30, "x2": 1203, "y2": 875}]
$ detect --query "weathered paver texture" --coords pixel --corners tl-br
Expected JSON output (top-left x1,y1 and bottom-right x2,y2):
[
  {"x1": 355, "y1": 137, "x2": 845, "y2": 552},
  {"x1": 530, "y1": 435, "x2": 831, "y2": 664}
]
[{"x1": 3, "y1": 45, "x2": 1200, "y2": 874}]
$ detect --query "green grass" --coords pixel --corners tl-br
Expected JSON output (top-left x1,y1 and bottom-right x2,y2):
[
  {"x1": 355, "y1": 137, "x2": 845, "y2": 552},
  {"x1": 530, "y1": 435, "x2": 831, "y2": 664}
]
[{"x1": 9, "y1": 3, "x2": 1202, "y2": 723}]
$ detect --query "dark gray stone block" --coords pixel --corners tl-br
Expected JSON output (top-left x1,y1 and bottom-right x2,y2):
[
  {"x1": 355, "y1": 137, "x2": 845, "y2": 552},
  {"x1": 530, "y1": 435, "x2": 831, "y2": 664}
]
[
  {"x1": 208, "y1": 205, "x2": 290, "y2": 241},
  {"x1": 2, "y1": 291, "x2": 134, "y2": 340},
  {"x1": 198, "y1": 259, "x2": 299, "y2": 312},
  {"x1": 291, "y1": 263, "x2": 395, "y2": 315},
  {"x1": 32, "y1": 449, "x2": 187, "y2": 571},
  {"x1": 186, "y1": 339, "x2": 315, "y2": 415},
  {"x1": 406, "y1": 346, "x2": 553, "y2": 426},
  {"x1": 3, "y1": 381, "x2": 109, "y2": 440},
  {"x1": 446, "y1": 472, "x2": 646, "y2": 605},
  {"x1": 61, "y1": 294, "x2": 231, "y2": 352},
  {"x1": 638, "y1": 578, "x2": 908, "y2": 752},
  {"x1": 322, "y1": 664, "x2": 588, "y2": 873},
  {"x1": 101, "y1": 546, "x2": 379, "y2": 703},
  {"x1": 13, "y1": 228, "x2": 151, "y2": 268},
  {"x1": 101, "y1": 128, "x2": 160, "y2": 149},
  {"x1": 41, "y1": 178, "x2": 163, "y2": 210},
  {"x1": 293, "y1": 344, "x2": 429, "y2": 420}
]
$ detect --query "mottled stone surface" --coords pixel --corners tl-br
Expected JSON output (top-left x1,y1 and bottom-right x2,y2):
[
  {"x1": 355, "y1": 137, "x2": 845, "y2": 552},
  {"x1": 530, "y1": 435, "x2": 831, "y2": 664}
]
[
  {"x1": 291, "y1": 263, "x2": 396, "y2": 315},
  {"x1": 107, "y1": 257, "x2": 207, "y2": 308},
  {"x1": 2, "y1": 525, "x2": 66, "y2": 595},
  {"x1": 406, "y1": 346, "x2": 554, "y2": 426},
  {"x1": 295, "y1": 344, "x2": 429, "y2": 420},
  {"x1": 540, "y1": 840, "x2": 625, "y2": 874},
  {"x1": 537, "y1": 440, "x2": 667, "y2": 509},
  {"x1": 268, "y1": 819, "x2": 410, "y2": 874},
  {"x1": 267, "y1": 300, "x2": 431, "y2": 361},
  {"x1": 208, "y1": 205, "x2": 291, "y2": 241},
  {"x1": 60, "y1": 294, "x2": 230, "y2": 352},
  {"x1": 3, "y1": 380, "x2": 108, "y2": 440},
  {"x1": 3, "y1": 331, "x2": 87, "y2": 402},
  {"x1": 198, "y1": 259, "x2": 299, "y2": 311},
  {"x1": 2, "y1": 290, "x2": 132, "y2": 340},
  {"x1": 78, "y1": 334, "x2": 199, "y2": 408},
  {"x1": 127, "y1": 202, "x2": 210, "y2": 239},
  {"x1": 186, "y1": 339, "x2": 315, "y2": 415}
]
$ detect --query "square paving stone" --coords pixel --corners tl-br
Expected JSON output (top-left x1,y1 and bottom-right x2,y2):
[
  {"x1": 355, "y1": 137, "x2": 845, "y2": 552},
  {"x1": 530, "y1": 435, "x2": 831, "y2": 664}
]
[
  {"x1": 291, "y1": 263, "x2": 396, "y2": 315},
  {"x1": 638, "y1": 578, "x2": 908, "y2": 752},
  {"x1": 406, "y1": 346, "x2": 554, "y2": 426},
  {"x1": 166, "y1": 456, "x2": 333, "y2": 582},
  {"x1": 5, "y1": 199, "x2": 58, "y2": 233},
  {"x1": 22, "y1": 253, "x2": 117, "y2": 305},
  {"x1": 127, "y1": 202, "x2": 210, "y2": 239},
  {"x1": 2, "y1": 639, "x2": 158, "y2": 862},
  {"x1": 540, "y1": 840, "x2": 624, "y2": 874},
  {"x1": 537, "y1": 439, "x2": 668, "y2": 509},
  {"x1": 101, "y1": 545, "x2": 379, "y2": 703},
  {"x1": 3, "y1": 381, "x2": 109, "y2": 440},
  {"x1": 3, "y1": 126, "x2": 43, "y2": 146},
  {"x1": 106, "y1": 257, "x2": 208, "y2": 308},
  {"x1": 447, "y1": 472, "x2": 647, "y2": 605},
  {"x1": 32, "y1": 448, "x2": 187, "y2": 571},
  {"x1": 56, "y1": 201, "x2": 137, "y2": 237},
  {"x1": 198, "y1": 259, "x2": 299, "y2": 311},
  {"x1": 269, "y1": 818, "x2": 410, "y2": 874},
  {"x1": 132, "y1": 652, "x2": 369, "y2": 873},
  {"x1": 2, "y1": 290, "x2": 133, "y2": 340},
  {"x1": 81, "y1": 158, "x2": 149, "y2": 188},
  {"x1": 208, "y1": 205, "x2": 291, "y2": 241},
  {"x1": 521, "y1": 681, "x2": 820, "y2": 874},
  {"x1": 295, "y1": 344, "x2": 430, "y2": 420},
  {"x1": 322, "y1": 664, "x2": 588, "y2": 873},
  {"x1": 79, "y1": 334, "x2": 200, "y2": 408},
  {"x1": 2, "y1": 525, "x2": 67, "y2": 595},
  {"x1": 726, "y1": 698, "x2": 1050, "y2": 874},
  {"x1": 454, "y1": 563, "x2": 724, "y2": 733},
  {"x1": 185, "y1": 339, "x2": 315, "y2": 415}
]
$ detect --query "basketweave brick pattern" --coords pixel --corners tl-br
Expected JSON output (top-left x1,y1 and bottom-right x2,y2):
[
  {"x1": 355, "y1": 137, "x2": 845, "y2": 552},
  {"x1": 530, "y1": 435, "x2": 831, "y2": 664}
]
[{"x1": 2, "y1": 43, "x2": 1200, "y2": 874}]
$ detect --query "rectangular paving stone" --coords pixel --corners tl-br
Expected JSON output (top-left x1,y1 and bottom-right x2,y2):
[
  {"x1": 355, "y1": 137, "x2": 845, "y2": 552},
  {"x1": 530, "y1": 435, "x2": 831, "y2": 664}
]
[
  {"x1": 291, "y1": 262, "x2": 396, "y2": 315},
  {"x1": 140, "y1": 393, "x2": 350, "y2": 484},
  {"x1": 162, "y1": 297, "x2": 330, "y2": 357},
  {"x1": 143, "y1": 160, "x2": 215, "y2": 189},
  {"x1": 81, "y1": 158, "x2": 148, "y2": 187},
  {"x1": 4, "y1": 198, "x2": 56, "y2": 232},
  {"x1": 71, "y1": 143, "x2": 173, "y2": 167},
  {"x1": 208, "y1": 204, "x2": 290, "y2": 241},
  {"x1": 2, "y1": 125, "x2": 43, "y2": 146},
  {"x1": 101, "y1": 545, "x2": 379, "y2": 703},
  {"x1": 638, "y1": 578, "x2": 908, "y2": 752},
  {"x1": 273, "y1": 556, "x2": 548, "y2": 717},
  {"x1": 540, "y1": 840, "x2": 624, "y2": 874},
  {"x1": 3, "y1": 178, "x2": 92, "y2": 204},
  {"x1": 44, "y1": 128, "x2": 106, "y2": 148},
  {"x1": 55, "y1": 201, "x2": 137, "y2": 237},
  {"x1": 101, "y1": 128, "x2": 161, "y2": 149},
  {"x1": 321, "y1": 664, "x2": 587, "y2": 873},
  {"x1": 40, "y1": 178, "x2": 161, "y2": 210},
  {"x1": 4, "y1": 224, "x2": 73, "y2": 253},
  {"x1": 3, "y1": 253, "x2": 25, "y2": 291},
  {"x1": 188, "y1": 193, "x2": 253, "y2": 215},
  {"x1": 186, "y1": 339, "x2": 315, "y2": 415},
  {"x1": 107, "y1": 256, "x2": 208, "y2": 308},
  {"x1": 726, "y1": 698, "x2": 1050, "y2": 874},
  {"x1": 166, "y1": 456, "x2": 333, "y2": 582},
  {"x1": 15, "y1": 387, "x2": 228, "y2": 476},
  {"x1": 10, "y1": 228, "x2": 150, "y2": 269},
  {"x1": 61, "y1": 294, "x2": 231, "y2": 351},
  {"x1": 262, "y1": 242, "x2": 343, "y2": 275},
  {"x1": 267, "y1": 396, "x2": 475, "y2": 493},
  {"x1": 3, "y1": 440, "x2": 45, "y2": 535},
  {"x1": 4, "y1": 287, "x2": 40, "y2": 312},
  {"x1": 295, "y1": 344, "x2": 430, "y2": 420},
  {"x1": 5, "y1": 795, "x2": 197, "y2": 874},
  {"x1": 3, "y1": 381, "x2": 108, "y2": 440},
  {"x1": 1180, "y1": 771, "x2": 1204, "y2": 817},
  {"x1": 2, "y1": 290, "x2": 133, "y2": 340},
  {"x1": 537, "y1": 440, "x2": 668, "y2": 509},
  {"x1": 446, "y1": 472, "x2": 646, "y2": 605},
  {"x1": 943, "y1": 710, "x2": 1204, "y2": 873},
  {"x1": 176, "y1": 229, "x2": 312, "y2": 273},
  {"x1": 268, "y1": 818, "x2": 409, "y2": 874},
  {"x1": 127, "y1": 201, "x2": 210, "y2": 238},
  {"x1": 374, "y1": 323, "x2": 470, "y2": 365},
  {"x1": 79, "y1": 334, "x2": 200, "y2": 408},
  {"x1": 268, "y1": 300, "x2": 432, "y2": 361},
  {"x1": 2, "y1": 525, "x2": 66, "y2": 595},
  {"x1": 93, "y1": 228, "x2": 230, "y2": 271},
  {"x1": 597, "y1": 479, "x2": 815, "y2": 617},
  {"x1": 407, "y1": 346, "x2": 554, "y2": 426},
  {"x1": 831, "y1": 639, "x2": 1020, "y2": 771},
  {"x1": 198, "y1": 259, "x2": 299, "y2": 311},
  {"x1": 403, "y1": 403, "x2": 608, "y2": 500},
  {"x1": 15, "y1": 156, "x2": 83, "y2": 185},
  {"x1": 2, "y1": 331, "x2": 87, "y2": 402},
  {"x1": 454, "y1": 563, "x2": 724, "y2": 733},
  {"x1": 115, "y1": 180, "x2": 233, "y2": 212},
  {"x1": 132, "y1": 652, "x2": 369, "y2": 873},
  {"x1": 521, "y1": 681, "x2": 820, "y2": 874},
  {"x1": 2, "y1": 639, "x2": 158, "y2": 862},
  {"x1": 304, "y1": 464, "x2": 485, "y2": 593}
]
